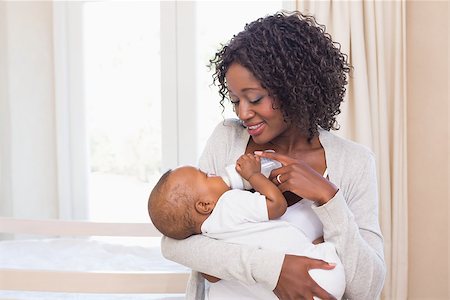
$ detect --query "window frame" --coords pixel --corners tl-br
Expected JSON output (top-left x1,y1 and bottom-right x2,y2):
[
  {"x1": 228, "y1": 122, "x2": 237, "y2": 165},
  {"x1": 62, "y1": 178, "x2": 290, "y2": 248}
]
[{"x1": 53, "y1": 1, "x2": 89, "y2": 220}]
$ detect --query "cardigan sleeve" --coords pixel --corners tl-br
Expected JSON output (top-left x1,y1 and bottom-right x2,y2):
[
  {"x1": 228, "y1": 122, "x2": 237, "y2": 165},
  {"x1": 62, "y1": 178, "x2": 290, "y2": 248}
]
[
  {"x1": 312, "y1": 153, "x2": 386, "y2": 299},
  {"x1": 161, "y1": 235, "x2": 284, "y2": 289}
]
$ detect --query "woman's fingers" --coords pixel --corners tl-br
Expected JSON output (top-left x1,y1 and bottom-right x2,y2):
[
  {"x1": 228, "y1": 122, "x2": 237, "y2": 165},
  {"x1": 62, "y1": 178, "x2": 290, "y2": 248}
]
[
  {"x1": 308, "y1": 259, "x2": 337, "y2": 299},
  {"x1": 254, "y1": 150, "x2": 292, "y2": 166},
  {"x1": 308, "y1": 258, "x2": 337, "y2": 270},
  {"x1": 313, "y1": 285, "x2": 337, "y2": 300},
  {"x1": 274, "y1": 255, "x2": 337, "y2": 300}
]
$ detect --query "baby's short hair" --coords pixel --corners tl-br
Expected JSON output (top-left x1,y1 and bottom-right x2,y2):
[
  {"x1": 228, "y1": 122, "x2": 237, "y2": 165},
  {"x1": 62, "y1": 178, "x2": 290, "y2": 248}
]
[{"x1": 148, "y1": 170, "x2": 197, "y2": 239}]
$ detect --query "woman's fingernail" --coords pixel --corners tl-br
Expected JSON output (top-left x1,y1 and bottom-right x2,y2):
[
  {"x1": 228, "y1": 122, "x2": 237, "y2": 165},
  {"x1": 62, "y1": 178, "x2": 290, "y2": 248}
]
[
  {"x1": 328, "y1": 262, "x2": 337, "y2": 266},
  {"x1": 254, "y1": 151, "x2": 263, "y2": 155}
]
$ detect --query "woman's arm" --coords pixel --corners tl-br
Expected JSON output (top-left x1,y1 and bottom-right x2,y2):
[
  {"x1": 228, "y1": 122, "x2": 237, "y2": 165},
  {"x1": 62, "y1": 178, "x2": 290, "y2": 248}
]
[
  {"x1": 257, "y1": 149, "x2": 386, "y2": 299},
  {"x1": 161, "y1": 234, "x2": 284, "y2": 287},
  {"x1": 313, "y1": 155, "x2": 386, "y2": 299}
]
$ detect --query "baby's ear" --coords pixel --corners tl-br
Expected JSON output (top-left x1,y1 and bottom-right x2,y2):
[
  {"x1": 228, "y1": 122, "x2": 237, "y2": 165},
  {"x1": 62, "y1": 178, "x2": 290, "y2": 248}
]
[{"x1": 195, "y1": 200, "x2": 214, "y2": 215}]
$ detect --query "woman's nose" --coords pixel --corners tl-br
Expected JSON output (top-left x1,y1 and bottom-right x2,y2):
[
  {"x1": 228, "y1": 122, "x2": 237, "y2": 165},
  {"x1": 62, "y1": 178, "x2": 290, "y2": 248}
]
[{"x1": 236, "y1": 102, "x2": 255, "y2": 120}]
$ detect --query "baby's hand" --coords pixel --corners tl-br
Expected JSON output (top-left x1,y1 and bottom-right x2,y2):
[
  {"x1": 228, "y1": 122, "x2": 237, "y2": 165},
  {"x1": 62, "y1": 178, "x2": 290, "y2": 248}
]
[{"x1": 235, "y1": 154, "x2": 261, "y2": 180}]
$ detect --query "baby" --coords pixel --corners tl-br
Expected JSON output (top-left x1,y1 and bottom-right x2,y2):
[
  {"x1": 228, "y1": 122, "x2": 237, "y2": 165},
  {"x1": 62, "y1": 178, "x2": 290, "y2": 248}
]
[{"x1": 148, "y1": 153, "x2": 345, "y2": 300}]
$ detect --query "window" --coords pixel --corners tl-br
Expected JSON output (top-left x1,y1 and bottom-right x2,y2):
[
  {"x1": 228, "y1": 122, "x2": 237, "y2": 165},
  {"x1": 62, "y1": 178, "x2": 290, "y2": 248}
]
[
  {"x1": 82, "y1": 2, "x2": 161, "y2": 222},
  {"x1": 56, "y1": 1, "x2": 286, "y2": 222}
]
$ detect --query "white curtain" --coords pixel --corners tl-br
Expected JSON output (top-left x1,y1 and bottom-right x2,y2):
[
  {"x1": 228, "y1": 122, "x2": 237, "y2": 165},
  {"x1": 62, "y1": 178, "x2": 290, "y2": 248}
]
[
  {"x1": 0, "y1": 2, "x2": 60, "y2": 219},
  {"x1": 295, "y1": 1, "x2": 408, "y2": 299},
  {"x1": 0, "y1": 2, "x2": 89, "y2": 221}
]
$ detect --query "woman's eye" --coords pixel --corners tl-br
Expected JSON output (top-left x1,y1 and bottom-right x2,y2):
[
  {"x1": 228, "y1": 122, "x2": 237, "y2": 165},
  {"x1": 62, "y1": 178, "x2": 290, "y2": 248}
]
[
  {"x1": 250, "y1": 96, "x2": 264, "y2": 103},
  {"x1": 229, "y1": 95, "x2": 264, "y2": 105}
]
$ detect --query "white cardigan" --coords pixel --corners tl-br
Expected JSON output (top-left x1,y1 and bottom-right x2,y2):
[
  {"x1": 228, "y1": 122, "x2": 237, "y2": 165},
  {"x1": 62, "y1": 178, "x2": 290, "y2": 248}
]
[{"x1": 161, "y1": 119, "x2": 386, "y2": 299}]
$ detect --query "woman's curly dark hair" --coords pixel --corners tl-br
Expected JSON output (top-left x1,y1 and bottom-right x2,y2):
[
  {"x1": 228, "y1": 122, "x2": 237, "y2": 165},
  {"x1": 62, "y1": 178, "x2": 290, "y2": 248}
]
[{"x1": 210, "y1": 11, "x2": 351, "y2": 140}]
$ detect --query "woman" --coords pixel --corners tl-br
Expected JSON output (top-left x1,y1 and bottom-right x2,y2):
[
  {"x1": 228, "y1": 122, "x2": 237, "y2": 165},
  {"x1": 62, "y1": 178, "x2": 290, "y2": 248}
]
[{"x1": 161, "y1": 11, "x2": 385, "y2": 299}]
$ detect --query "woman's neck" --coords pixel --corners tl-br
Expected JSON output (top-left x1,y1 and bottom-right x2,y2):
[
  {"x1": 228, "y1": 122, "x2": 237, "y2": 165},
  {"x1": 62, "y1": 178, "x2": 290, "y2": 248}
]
[{"x1": 268, "y1": 128, "x2": 321, "y2": 155}]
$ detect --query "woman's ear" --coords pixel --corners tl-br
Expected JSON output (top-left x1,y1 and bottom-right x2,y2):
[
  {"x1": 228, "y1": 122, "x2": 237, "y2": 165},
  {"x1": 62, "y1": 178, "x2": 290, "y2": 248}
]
[{"x1": 195, "y1": 200, "x2": 214, "y2": 215}]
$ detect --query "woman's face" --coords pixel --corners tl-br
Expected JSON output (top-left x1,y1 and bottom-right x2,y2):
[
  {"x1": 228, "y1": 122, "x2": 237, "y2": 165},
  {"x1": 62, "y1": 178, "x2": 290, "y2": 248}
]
[{"x1": 225, "y1": 63, "x2": 288, "y2": 145}]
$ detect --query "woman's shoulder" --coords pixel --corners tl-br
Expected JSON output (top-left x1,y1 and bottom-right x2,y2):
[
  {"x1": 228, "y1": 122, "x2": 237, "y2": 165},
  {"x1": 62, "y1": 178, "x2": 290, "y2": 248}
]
[
  {"x1": 319, "y1": 129, "x2": 376, "y2": 185},
  {"x1": 210, "y1": 118, "x2": 248, "y2": 140},
  {"x1": 319, "y1": 129, "x2": 375, "y2": 161},
  {"x1": 215, "y1": 118, "x2": 245, "y2": 131}
]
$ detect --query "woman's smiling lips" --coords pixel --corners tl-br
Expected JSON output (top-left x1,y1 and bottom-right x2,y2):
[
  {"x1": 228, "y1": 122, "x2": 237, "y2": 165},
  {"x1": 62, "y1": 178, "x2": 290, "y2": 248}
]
[{"x1": 244, "y1": 122, "x2": 265, "y2": 136}]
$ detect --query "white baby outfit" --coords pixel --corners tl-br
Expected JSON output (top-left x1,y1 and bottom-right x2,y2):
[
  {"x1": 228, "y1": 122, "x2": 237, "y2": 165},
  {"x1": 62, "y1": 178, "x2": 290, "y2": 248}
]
[{"x1": 201, "y1": 189, "x2": 345, "y2": 300}]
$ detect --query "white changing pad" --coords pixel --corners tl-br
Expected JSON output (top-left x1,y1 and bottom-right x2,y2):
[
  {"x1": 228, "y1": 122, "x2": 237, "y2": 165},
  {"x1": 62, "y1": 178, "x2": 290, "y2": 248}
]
[{"x1": 0, "y1": 237, "x2": 188, "y2": 299}]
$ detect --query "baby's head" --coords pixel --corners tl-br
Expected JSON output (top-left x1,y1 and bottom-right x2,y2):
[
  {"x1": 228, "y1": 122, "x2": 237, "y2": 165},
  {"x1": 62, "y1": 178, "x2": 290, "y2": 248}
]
[{"x1": 148, "y1": 166, "x2": 228, "y2": 240}]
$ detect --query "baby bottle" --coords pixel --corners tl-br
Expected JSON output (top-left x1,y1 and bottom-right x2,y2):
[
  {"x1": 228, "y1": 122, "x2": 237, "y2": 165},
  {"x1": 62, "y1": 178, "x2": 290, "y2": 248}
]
[{"x1": 222, "y1": 151, "x2": 282, "y2": 190}]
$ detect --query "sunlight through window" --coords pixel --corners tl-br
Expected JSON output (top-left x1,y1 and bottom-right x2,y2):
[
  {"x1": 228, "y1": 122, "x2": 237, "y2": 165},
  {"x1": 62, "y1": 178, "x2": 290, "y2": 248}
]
[{"x1": 83, "y1": 2, "x2": 161, "y2": 222}]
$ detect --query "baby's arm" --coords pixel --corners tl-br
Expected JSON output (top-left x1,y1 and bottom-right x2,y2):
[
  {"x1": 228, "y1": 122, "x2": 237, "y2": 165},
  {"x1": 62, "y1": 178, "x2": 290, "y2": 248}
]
[{"x1": 236, "y1": 154, "x2": 287, "y2": 219}]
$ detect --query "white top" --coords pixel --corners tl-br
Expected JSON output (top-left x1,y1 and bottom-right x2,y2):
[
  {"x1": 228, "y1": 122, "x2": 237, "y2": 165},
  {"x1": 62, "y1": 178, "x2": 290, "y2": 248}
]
[
  {"x1": 201, "y1": 190, "x2": 311, "y2": 251},
  {"x1": 161, "y1": 119, "x2": 386, "y2": 299},
  {"x1": 201, "y1": 189, "x2": 345, "y2": 300}
]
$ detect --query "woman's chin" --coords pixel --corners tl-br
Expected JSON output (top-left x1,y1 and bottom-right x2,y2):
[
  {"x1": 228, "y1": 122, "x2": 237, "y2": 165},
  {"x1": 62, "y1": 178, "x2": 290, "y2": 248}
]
[{"x1": 250, "y1": 135, "x2": 270, "y2": 145}]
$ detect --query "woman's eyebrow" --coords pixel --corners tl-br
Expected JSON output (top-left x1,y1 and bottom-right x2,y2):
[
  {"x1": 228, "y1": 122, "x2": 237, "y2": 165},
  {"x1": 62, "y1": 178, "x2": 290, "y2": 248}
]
[
  {"x1": 241, "y1": 87, "x2": 261, "y2": 92},
  {"x1": 229, "y1": 87, "x2": 262, "y2": 96}
]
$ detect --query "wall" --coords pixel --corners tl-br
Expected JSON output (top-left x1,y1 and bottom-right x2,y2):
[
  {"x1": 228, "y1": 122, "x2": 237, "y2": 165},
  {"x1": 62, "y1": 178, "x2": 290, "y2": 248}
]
[
  {"x1": 406, "y1": 1, "x2": 449, "y2": 299},
  {"x1": 0, "y1": 1, "x2": 11, "y2": 215}
]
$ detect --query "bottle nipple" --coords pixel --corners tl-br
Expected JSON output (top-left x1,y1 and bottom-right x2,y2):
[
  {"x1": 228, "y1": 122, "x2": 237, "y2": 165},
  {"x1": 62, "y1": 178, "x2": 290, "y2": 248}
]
[
  {"x1": 224, "y1": 164, "x2": 245, "y2": 190},
  {"x1": 221, "y1": 175, "x2": 231, "y2": 188}
]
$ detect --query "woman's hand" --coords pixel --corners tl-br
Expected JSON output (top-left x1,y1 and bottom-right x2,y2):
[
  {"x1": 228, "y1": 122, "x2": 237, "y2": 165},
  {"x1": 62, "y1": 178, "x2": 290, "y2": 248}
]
[
  {"x1": 274, "y1": 255, "x2": 337, "y2": 300},
  {"x1": 255, "y1": 151, "x2": 338, "y2": 205}
]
